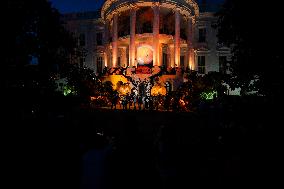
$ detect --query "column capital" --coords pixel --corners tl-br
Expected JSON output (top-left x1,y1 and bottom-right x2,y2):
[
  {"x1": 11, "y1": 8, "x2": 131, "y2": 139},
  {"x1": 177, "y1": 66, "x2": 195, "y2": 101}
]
[
  {"x1": 151, "y1": 2, "x2": 160, "y2": 9},
  {"x1": 184, "y1": 15, "x2": 190, "y2": 21},
  {"x1": 171, "y1": 7, "x2": 182, "y2": 16},
  {"x1": 175, "y1": 7, "x2": 183, "y2": 14},
  {"x1": 184, "y1": 15, "x2": 194, "y2": 22},
  {"x1": 191, "y1": 16, "x2": 196, "y2": 25},
  {"x1": 129, "y1": 4, "x2": 138, "y2": 11},
  {"x1": 112, "y1": 10, "x2": 119, "y2": 16}
]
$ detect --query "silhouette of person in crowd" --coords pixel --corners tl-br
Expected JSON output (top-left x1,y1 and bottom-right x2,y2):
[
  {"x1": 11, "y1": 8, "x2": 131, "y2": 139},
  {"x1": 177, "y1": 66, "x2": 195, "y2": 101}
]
[{"x1": 111, "y1": 92, "x2": 119, "y2": 109}]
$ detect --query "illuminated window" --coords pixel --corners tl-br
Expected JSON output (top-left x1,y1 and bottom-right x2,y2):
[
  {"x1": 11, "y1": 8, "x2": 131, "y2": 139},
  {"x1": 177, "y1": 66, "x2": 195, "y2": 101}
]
[
  {"x1": 97, "y1": 56, "x2": 103, "y2": 73},
  {"x1": 198, "y1": 56, "x2": 206, "y2": 74},
  {"x1": 219, "y1": 56, "x2": 227, "y2": 74},
  {"x1": 198, "y1": 28, "x2": 206, "y2": 42}
]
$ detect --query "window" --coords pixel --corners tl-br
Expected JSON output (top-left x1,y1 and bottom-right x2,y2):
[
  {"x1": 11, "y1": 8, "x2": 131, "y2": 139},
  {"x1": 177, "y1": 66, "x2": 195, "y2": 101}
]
[
  {"x1": 142, "y1": 22, "x2": 152, "y2": 33},
  {"x1": 29, "y1": 55, "x2": 38, "y2": 65},
  {"x1": 180, "y1": 28, "x2": 187, "y2": 40},
  {"x1": 96, "y1": 33, "x2": 102, "y2": 46},
  {"x1": 160, "y1": 25, "x2": 169, "y2": 35},
  {"x1": 97, "y1": 56, "x2": 103, "y2": 73},
  {"x1": 162, "y1": 53, "x2": 167, "y2": 68},
  {"x1": 219, "y1": 56, "x2": 227, "y2": 74},
  {"x1": 80, "y1": 57, "x2": 85, "y2": 68},
  {"x1": 79, "y1": 33, "x2": 85, "y2": 46},
  {"x1": 117, "y1": 57, "x2": 121, "y2": 67},
  {"x1": 180, "y1": 56, "x2": 185, "y2": 68},
  {"x1": 198, "y1": 28, "x2": 206, "y2": 42},
  {"x1": 198, "y1": 56, "x2": 205, "y2": 74}
]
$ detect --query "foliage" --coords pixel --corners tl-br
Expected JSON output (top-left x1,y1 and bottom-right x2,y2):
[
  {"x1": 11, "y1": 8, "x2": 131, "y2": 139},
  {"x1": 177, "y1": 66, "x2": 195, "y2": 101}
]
[
  {"x1": 215, "y1": 0, "x2": 283, "y2": 97},
  {"x1": 64, "y1": 64, "x2": 115, "y2": 103},
  {"x1": 4, "y1": 0, "x2": 76, "y2": 77},
  {"x1": 63, "y1": 85, "x2": 77, "y2": 96},
  {"x1": 3, "y1": 0, "x2": 79, "y2": 107},
  {"x1": 65, "y1": 65, "x2": 97, "y2": 97},
  {"x1": 178, "y1": 71, "x2": 227, "y2": 109}
]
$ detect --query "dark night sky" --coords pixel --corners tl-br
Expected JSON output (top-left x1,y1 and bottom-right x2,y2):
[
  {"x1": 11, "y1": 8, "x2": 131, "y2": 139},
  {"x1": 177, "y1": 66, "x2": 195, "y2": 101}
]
[{"x1": 49, "y1": 0, "x2": 224, "y2": 13}]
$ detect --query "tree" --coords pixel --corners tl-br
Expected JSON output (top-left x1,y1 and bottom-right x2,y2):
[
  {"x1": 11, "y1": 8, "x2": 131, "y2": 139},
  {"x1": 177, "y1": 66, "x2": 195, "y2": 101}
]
[
  {"x1": 3, "y1": 0, "x2": 81, "y2": 119},
  {"x1": 180, "y1": 71, "x2": 227, "y2": 110},
  {"x1": 4, "y1": 0, "x2": 76, "y2": 90},
  {"x1": 215, "y1": 0, "x2": 283, "y2": 98},
  {"x1": 65, "y1": 65, "x2": 98, "y2": 97}
]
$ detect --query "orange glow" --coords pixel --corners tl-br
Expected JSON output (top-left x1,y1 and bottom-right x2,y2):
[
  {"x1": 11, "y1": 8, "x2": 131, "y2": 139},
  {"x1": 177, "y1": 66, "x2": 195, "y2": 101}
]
[
  {"x1": 90, "y1": 96, "x2": 104, "y2": 101},
  {"x1": 102, "y1": 75, "x2": 128, "y2": 90},
  {"x1": 118, "y1": 84, "x2": 131, "y2": 95},
  {"x1": 104, "y1": 52, "x2": 108, "y2": 67},
  {"x1": 189, "y1": 50, "x2": 195, "y2": 70},
  {"x1": 179, "y1": 99, "x2": 186, "y2": 106},
  {"x1": 151, "y1": 85, "x2": 166, "y2": 96},
  {"x1": 189, "y1": 59, "x2": 192, "y2": 70}
]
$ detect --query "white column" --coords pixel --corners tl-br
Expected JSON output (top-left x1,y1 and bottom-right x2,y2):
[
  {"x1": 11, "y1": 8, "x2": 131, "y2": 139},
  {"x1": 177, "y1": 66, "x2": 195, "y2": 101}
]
[
  {"x1": 170, "y1": 45, "x2": 174, "y2": 67},
  {"x1": 186, "y1": 17, "x2": 193, "y2": 70},
  {"x1": 191, "y1": 18, "x2": 196, "y2": 70},
  {"x1": 159, "y1": 45, "x2": 163, "y2": 67},
  {"x1": 174, "y1": 10, "x2": 181, "y2": 67},
  {"x1": 152, "y1": 4, "x2": 160, "y2": 66},
  {"x1": 130, "y1": 8, "x2": 136, "y2": 67},
  {"x1": 104, "y1": 52, "x2": 108, "y2": 68},
  {"x1": 112, "y1": 13, "x2": 118, "y2": 67},
  {"x1": 104, "y1": 21, "x2": 109, "y2": 68},
  {"x1": 122, "y1": 47, "x2": 127, "y2": 68}
]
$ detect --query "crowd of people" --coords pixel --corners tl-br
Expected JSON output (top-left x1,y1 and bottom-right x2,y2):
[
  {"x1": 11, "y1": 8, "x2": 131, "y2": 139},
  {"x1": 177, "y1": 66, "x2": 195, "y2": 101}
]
[{"x1": 110, "y1": 92, "x2": 190, "y2": 112}]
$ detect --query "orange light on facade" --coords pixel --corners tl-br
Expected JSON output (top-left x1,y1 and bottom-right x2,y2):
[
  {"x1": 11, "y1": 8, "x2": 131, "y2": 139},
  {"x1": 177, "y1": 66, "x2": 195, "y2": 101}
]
[
  {"x1": 189, "y1": 59, "x2": 192, "y2": 70},
  {"x1": 151, "y1": 85, "x2": 166, "y2": 96},
  {"x1": 104, "y1": 52, "x2": 108, "y2": 67},
  {"x1": 179, "y1": 99, "x2": 186, "y2": 106},
  {"x1": 90, "y1": 96, "x2": 97, "y2": 101},
  {"x1": 118, "y1": 84, "x2": 131, "y2": 95},
  {"x1": 90, "y1": 96, "x2": 104, "y2": 101}
]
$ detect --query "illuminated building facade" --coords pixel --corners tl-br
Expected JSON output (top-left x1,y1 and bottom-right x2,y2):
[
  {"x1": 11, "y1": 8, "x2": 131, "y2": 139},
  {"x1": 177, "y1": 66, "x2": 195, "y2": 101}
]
[{"x1": 62, "y1": 0, "x2": 230, "y2": 91}]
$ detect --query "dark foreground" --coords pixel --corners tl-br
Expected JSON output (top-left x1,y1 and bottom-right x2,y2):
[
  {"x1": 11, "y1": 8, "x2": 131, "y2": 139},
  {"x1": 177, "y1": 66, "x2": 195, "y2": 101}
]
[{"x1": 4, "y1": 96, "x2": 281, "y2": 189}]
